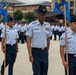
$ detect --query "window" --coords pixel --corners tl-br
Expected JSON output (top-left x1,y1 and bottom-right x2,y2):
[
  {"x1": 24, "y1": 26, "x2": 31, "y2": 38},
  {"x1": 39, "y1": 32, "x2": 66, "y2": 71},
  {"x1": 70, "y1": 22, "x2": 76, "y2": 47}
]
[
  {"x1": 70, "y1": 1, "x2": 74, "y2": 7},
  {"x1": 0, "y1": 15, "x2": 1, "y2": 18},
  {"x1": 70, "y1": 9, "x2": 74, "y2": 14},
  {"x1": 75, "y1": 10, "x2": 76, "y2": 14},
  {"x1": 55, "y1": 0, "x2": 57, "y2": 1}
]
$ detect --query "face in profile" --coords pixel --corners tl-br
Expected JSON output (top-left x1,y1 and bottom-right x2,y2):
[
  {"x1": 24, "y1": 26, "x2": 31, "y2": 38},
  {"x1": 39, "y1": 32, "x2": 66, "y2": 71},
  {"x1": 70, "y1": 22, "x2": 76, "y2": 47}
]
[{"x1": 70, "y1": 22, "x2": 76, "y2": 32}]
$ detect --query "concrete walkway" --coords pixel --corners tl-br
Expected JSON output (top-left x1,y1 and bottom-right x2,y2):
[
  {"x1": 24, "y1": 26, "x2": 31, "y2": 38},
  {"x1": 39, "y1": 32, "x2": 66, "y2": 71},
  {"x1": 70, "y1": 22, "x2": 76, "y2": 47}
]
[{"x1": 0, "y1": 40, "x2": 65, "y2": 75}]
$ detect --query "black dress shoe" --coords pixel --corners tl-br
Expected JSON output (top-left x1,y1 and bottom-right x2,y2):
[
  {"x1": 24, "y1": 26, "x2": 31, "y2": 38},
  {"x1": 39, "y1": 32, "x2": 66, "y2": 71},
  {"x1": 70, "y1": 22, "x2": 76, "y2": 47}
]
[{"x1": 1, "y1": 70, "x2": 4, "y2": 75}]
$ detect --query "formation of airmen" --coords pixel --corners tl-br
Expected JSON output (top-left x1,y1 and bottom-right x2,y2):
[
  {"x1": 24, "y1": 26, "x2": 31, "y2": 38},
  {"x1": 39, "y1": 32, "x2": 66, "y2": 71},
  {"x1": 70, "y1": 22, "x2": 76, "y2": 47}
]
[
  {"x1": 50, "y1": 23, "x2": 70, "y2": 40},
  {"x1": 0, "y1": 21, "x2": 29, "y2": 43},
  {"x1": 13, "y1": 22, "x2": 28, "y2": 43},
  {"x1": 0, "y1": 21, "x2": 70, "y2": 43},
  {"x1": 0, "y1": 5, "x2": 76, "y2": 75}
]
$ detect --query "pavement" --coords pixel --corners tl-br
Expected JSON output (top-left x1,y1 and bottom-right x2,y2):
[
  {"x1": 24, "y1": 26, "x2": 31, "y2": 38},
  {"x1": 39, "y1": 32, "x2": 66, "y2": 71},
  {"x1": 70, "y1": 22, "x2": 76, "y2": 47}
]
[{"x1": 0, "y1": 40, "x2": 65, "y2": 75}]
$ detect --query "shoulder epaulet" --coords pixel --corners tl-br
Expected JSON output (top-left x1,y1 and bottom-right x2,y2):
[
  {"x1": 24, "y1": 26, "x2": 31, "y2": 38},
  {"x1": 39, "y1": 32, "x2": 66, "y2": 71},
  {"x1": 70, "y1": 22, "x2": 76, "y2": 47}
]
[
  {"x1": 31, "y1": 21, "x2": 37, "y2": 24},
  {"x1": 28, "y1": 21, "x2": 37, "y2": 26},
  {"x1": 45, "y1": 22, "x2": 50, "y2": 24},
  {"x1": 45, "y1": 22, "x2": 50, "y2": 26}
]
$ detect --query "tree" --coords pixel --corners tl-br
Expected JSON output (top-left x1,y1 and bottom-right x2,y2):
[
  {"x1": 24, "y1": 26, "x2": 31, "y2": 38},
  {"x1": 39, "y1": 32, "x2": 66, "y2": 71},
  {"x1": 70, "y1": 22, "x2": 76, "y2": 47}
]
[
  {"x1": 24, "y1": 12, "x2": 36, "y2": 22},
  {"x1": 14, "y1": 10, "x2": 23, "y2": 21}
]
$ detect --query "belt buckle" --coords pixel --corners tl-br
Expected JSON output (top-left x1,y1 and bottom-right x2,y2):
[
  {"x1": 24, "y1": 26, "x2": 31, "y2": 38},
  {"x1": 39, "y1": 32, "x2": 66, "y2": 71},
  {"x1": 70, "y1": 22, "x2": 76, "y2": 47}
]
[
  {"x1": 11, "y1": 44, "x2": 13, "y2": 46},
  {"x1": 41, "y1": 48, "x2": 44, "y2": 50},
  {"x1": 74, "y1": 54, "x2": 76, "y2": 57}
]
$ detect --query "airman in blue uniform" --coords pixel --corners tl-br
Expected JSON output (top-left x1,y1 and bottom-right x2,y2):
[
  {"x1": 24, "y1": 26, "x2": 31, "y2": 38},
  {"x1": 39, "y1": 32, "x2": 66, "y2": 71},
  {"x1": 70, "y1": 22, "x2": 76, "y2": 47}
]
[
  {"x1": 20, "y1": 22, "x2": 25, "y2": 44},
  {"x1": 60, "y1": 16, "x2": 76, "y2": 75},
  {"x1": 26, "y1": 5, "x2": 52, "y2": 75},
  {"x1": 1, "y1": 17, "x2": 19, "y2": 75},
  {"x1": 53, "y1": 24, "x2": 57, "y2": 40}
]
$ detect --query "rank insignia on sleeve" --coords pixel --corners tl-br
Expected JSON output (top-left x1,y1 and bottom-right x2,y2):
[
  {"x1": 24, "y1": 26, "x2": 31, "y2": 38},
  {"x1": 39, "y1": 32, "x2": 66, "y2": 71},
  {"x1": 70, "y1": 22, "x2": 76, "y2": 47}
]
[
  {"x1": 45, "y1": 27, "x2": 49, "y2": 31},
  {"x1": 60, "y1": 38, "x2": 64, "y2": 40},
  {"x1": 26, "y1": 27, "x2": 30, "y2": 31}
]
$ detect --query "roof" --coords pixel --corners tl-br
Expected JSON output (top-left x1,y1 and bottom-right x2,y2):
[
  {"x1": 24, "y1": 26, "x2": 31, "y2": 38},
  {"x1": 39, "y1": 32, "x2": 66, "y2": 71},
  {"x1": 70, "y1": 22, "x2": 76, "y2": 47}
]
[
  {"x1": 0, "y1": 0, "x2": 24, "y2": 4},
  {"x1": 40, "y1": 1, "x2": 51, "y2": 6},
  {"x1": 47, "y1": 11, "x2": 61, "y2": 17},
  {"x1": 15, "y1": 1, "x2": 51, "y2": 6},
  {"x1": 47, "y1": 11, "x2": 76, "y2": 21}
]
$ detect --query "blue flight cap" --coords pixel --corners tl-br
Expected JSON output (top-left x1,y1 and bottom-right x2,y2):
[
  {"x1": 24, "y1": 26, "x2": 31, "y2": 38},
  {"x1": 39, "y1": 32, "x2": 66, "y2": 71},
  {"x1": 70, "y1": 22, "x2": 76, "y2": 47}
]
[
  {"x1": 70, "y1": 16, "x2": 76, "y2": 23},
  {"x1": 7, "y1": 17, "x2": 14, "y2": 22}
]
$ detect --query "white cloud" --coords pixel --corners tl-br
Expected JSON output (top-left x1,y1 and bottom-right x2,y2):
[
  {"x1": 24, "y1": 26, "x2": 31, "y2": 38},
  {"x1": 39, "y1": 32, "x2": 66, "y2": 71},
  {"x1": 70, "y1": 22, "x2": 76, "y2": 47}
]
[{"x1": 18, "y1": 0, "x2": 52, "y2": 4}]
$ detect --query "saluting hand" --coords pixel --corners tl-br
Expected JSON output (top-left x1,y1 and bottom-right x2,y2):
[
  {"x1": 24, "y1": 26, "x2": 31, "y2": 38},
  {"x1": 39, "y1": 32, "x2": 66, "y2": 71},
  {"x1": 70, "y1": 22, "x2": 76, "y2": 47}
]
[
  {"x1": 63, "y1": 61, "x2": 69, "y2": 69},
  {"x1": 29, "y1": 55, "x2": 34, "y2": 63}
]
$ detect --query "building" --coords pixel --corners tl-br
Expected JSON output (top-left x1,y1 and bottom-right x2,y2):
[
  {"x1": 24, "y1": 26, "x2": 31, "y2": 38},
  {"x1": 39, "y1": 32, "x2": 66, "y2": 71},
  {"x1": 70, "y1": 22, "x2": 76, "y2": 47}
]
[
  {"x1": 7, "y1": 1, "x2": 51, "y2": 16},
  {"x1": 0, "y1": 1, "x2": 52, "y2": 17},
  {"x1": 0, "y1": 0, "x2": 52, "y2": 22},
  {"x1": 0, "y1": 0, "x2": 24, "y2": 17},
  {"x1": 69, "y1": 0, "x2": 76, "y2": 15},
  {"x1": 52, "y1": 0, "x2": 76, "y2": 15}
]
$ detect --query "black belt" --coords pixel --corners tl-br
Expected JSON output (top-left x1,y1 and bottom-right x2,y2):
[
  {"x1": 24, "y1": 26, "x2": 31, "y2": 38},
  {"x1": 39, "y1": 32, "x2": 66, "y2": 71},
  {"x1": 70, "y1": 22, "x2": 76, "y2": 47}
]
[
  {"x1": 69, "y1": 54, "x2": 76, "y2": 57},
  {"x1": 65, "y1": 54, "x2": 76, "y2": 57},
  {"x1": 21, "y1": 32, "x2": 24, "y2": 33},
  {"x1": 32, "y1": 47, "x2": 47, "y2": 50},
  {"x1": 6, "y1": 44, "x2": 16, "y2": 46}
]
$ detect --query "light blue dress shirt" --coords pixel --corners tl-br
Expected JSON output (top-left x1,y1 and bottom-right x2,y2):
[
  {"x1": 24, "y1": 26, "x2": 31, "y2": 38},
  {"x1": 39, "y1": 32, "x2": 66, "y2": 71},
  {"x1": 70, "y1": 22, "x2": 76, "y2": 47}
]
[
  {"x1": 26, "y1": 20, "x2": 52, "y2": 48},
  {"x1": 60, "y1": 28, "x2": 76, "y2": 54},
  {"x1": 1, "y1": 26, "x2": 19, "y2": 45}
]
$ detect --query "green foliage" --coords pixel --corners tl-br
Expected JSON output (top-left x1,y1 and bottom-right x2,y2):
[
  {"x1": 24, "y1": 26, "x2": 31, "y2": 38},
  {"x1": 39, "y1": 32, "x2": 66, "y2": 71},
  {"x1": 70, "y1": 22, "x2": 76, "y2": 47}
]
[
  {"x1": 14, "y1": 10, "x2": 23, "y2": 21},
  {"x1": 24, "y1": 12, "x2": 36, "y2": 22}
]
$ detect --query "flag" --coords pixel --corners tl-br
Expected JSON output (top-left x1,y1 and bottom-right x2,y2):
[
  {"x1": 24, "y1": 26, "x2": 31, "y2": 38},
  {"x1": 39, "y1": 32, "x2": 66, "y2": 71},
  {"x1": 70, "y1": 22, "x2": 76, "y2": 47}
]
[
  {"x1": 53, "y1": 0, "x2": 70, "y2": 21},
  {"x1": 62, "y1": 0, "x2": 66, "y2": 4},
  {"x1": 0, "y1": 0, "x2": 7, "y2": 22},
  {"x1": 62, "y1": 0, "x2": 69, "y2": 4}
]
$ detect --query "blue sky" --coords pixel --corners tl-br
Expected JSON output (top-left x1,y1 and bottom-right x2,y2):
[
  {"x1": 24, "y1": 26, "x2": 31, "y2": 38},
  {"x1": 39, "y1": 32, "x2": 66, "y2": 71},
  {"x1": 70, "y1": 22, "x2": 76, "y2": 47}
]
[{"x1": 18, "y1": 0, "x2": 52, "y2": 3}]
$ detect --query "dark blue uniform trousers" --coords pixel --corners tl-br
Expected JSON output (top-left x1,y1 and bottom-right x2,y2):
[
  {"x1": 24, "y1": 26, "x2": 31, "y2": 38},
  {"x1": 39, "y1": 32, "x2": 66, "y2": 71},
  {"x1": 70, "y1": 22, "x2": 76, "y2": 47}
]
[
  {"x1": 32, "y1": 48, "x2": 48, "y2": 75},
  {"x1": 20, "y1": 32, "x2": 25, "y2": 43},
  {"x1": 0, "y1": 30, "x2": 2, "y2": 42},
  {"x1": 53, "y1": 31, "x2": 57, "y2": 40},
  {"x1": 58, "y1": 31, "x2": 62, "y2": 40},
  {"x1": 1, "y1": 44, "x2": 17, "y2": 75},
  {"x1": 65, "y1": 54, "x2": 76, "y2": 75},
  {"x1": 18, "y1": 31, "x2": 20, "y2": 43}
]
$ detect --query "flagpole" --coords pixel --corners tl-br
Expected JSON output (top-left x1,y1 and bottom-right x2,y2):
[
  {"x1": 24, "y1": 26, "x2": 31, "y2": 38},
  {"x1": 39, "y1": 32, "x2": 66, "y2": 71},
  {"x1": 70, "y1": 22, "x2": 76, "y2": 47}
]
[
  {"x1": 3, "y1": 0, "x2": 7, "y2": 68},
  {"x1": 64, "y1": 4, "x2": 69, "y2": 75},
  {"x1": 4, "y1": 22, "x2": 6, "y2": 68}
]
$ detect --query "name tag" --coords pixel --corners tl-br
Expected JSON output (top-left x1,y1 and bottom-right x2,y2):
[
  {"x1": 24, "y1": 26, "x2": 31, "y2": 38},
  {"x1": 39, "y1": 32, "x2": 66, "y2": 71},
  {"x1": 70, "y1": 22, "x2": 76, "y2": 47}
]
[
  {"x1": 34, "y1": 28, "x2": 40, "y2": 33},
  {"x1": 6, "y1": 30, "x2": 9, "y2": 32},
  {"x1": 68, "y1": 37, "x2": 72, "y2": 39}
]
